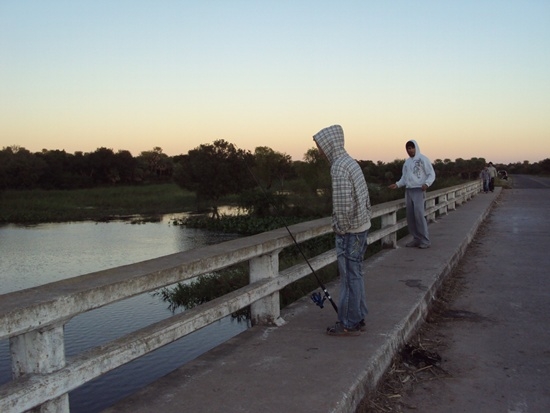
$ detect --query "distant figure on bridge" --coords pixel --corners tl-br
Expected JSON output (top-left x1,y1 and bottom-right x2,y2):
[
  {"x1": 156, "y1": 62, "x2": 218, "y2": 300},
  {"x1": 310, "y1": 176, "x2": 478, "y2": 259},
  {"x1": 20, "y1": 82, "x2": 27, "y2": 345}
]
[
  {"x1": 487, "y1": 162, "x2": 498, "y2": 192},
  {"x1": 313, "y1": 124, "x2": 372, "y2": 336},
  {"x1": 388, "y1": 140, "x2": 436, "y2": 249},
  {"x1": 480, "y1": 166, "x2": 491, "y2": 193}
]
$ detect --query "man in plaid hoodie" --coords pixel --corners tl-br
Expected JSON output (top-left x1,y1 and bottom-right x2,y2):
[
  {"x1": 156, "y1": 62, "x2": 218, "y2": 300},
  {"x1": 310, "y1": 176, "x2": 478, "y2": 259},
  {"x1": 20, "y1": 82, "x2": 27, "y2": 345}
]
[{"x1": 313, "y1": 125, "x2": 372, "y2": 335}]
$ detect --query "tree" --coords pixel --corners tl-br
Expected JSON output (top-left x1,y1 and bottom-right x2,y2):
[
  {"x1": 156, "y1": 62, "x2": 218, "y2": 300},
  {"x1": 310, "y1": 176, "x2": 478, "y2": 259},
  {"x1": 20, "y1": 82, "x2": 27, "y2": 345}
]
[
  {"x1": 285, "y1": 147, "x2": 332, "y2": 216},
  {"x1": 252, "y1": 146, "x2": 293, "y2": 190},
  {"x1": 87, "y1": 147, "x2": 118, "y2": 184},
  {"x1": 114, "y1": 150, "x2": 138, "y2": 184},
  {"x1": 232, "y1": 146, "x2": 294, "y2": 218},
  {"x1": 469, "y1": 157, "x2": 486, "y2": 178},
  {"x1": 358, "y1": 160, "x2": 377, "y2": 181},
  {"x1": 384, "y1": 159, "x2": 405, "y2": 184},
  {"x1": 173, "y1": 140, "x2": 255, "y2": 218},
  {"x1": 0, "y1": 146, "x2": 46, "y2": 189},
  {"x1": 296, "y1": 147, "x2": 331, "y2": 195},
  {"x1": 433, "y1": 158, "x2": 455, "y2": 179},
  {"x1": 539, "y1": 158, "x2": 550, "y2": 174},
  {"x1": 36, "y1": 149, "x2": 75, "y2": 189},
  {"x1": 138, "y1": 147, "x2": 173, "y2": 182}
]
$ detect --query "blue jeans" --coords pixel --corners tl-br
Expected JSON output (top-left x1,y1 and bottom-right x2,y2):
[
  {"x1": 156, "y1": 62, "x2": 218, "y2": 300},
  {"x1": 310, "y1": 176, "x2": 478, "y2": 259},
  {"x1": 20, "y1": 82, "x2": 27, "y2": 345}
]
[{"x1": 335, "y1": 230, "x2": 369, "y2": 329}]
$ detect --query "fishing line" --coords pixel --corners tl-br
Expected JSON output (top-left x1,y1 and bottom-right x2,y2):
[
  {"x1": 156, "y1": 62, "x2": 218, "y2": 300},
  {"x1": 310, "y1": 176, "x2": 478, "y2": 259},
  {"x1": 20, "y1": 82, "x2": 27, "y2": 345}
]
[{"x1": 245, "y1": 164, "x2": 338, "y2": 314}]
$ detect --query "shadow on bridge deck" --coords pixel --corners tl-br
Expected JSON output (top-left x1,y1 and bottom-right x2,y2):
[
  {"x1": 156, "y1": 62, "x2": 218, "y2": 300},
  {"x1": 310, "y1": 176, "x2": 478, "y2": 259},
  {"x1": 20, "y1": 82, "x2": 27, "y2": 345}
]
[{"x1": 102, "y1": 188, "x2": 501, "y2": 413}]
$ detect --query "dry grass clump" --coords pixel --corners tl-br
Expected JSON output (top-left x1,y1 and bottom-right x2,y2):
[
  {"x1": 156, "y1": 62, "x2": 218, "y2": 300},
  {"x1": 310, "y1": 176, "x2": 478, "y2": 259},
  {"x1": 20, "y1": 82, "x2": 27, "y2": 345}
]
[{"x1": 357, "y1": 265, "x2": 467, "y2": 413}]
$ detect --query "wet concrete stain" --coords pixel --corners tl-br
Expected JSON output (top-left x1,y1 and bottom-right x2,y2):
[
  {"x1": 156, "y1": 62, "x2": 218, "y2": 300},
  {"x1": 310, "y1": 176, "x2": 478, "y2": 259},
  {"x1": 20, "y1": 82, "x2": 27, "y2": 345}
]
[{"x1": 400, "y1": 279, "x2": 428, "y2": 291}]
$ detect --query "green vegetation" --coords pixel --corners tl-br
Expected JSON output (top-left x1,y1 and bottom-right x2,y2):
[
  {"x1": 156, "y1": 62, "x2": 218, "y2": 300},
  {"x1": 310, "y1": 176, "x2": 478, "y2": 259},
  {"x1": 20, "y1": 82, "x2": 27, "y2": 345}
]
[
  {"x1": 0, "y1": 184, "x2": 196, "y2": 224},
  {"x1": 173, "y1": 140, "x2": 257, "y2": 218},
  {"x1": 176, "y1": 214, "x2": 310, "y2": 234},
  {"x1": 157, "y1": 267, "x2": 251, "y2": 321},
  {"x1": 0, "y1": 139, "x2": 524, "y2": 320},
  {"x1": 1, "y1": 139, "x2": 537, "y2": 225},
  {"x1": 157, "y1": 233, "x2": 339, "y2": 320},
  {"x1": 0, "y1": 176, "x2": 468, "y2": 226}
]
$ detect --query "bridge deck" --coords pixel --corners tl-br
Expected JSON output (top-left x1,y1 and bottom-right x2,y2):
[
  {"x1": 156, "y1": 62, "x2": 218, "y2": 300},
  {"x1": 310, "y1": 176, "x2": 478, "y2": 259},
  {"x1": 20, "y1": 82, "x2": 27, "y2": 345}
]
[{"x1": 102, "y1": 189, "x2": 501, "y2": 413}]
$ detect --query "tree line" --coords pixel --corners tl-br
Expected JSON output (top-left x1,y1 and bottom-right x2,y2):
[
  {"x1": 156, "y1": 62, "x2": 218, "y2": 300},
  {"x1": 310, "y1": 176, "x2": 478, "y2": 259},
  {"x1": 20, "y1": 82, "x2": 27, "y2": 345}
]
[
  {"x1": 0, "y1": 145, "x2": 174, "y2": 190},
  {"x1": 2, "y1": 141, "x2": 549, "y2": 208}
]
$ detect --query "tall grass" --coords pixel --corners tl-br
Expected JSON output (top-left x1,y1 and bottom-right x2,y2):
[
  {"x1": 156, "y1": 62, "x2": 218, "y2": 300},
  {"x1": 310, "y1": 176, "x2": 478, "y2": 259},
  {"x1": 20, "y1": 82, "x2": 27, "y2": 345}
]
[{"x1": 0, "y1": 184, "x2": 196, "y2": 224}]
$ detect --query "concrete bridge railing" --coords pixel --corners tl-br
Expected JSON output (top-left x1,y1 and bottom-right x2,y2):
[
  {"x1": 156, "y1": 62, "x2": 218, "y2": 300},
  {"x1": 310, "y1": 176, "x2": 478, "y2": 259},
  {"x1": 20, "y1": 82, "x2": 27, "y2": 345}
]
[{"x1": 0, "y1": 180, "x2": 481, "y2": 413}]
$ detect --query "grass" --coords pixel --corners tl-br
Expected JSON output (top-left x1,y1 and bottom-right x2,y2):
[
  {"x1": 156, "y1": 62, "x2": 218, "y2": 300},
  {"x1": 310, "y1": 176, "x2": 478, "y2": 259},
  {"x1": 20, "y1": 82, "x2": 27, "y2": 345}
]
[
  {"x1": 0, "y1": 184, "x2": 197, "y2": 224},
  {"x1": 0, "y1": 176, "x2": 473, "y2": 225}
]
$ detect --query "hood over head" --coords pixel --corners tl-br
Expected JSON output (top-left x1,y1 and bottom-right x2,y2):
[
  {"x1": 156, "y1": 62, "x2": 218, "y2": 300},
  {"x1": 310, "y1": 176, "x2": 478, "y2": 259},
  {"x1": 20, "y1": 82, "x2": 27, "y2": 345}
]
[
  {"x1": 313, "y1": 124, "x2": 346, "y2": 164},
  {"x1": 406, "y1": 139, "x2": 421, "y2": 159}
]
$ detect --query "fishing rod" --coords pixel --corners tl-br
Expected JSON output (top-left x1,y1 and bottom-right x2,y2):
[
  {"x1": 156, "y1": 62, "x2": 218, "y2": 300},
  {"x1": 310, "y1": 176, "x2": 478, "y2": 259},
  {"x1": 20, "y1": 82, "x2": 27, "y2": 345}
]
[{"x1": 245, "y1": 164, "x2": 338, "y2": 314}]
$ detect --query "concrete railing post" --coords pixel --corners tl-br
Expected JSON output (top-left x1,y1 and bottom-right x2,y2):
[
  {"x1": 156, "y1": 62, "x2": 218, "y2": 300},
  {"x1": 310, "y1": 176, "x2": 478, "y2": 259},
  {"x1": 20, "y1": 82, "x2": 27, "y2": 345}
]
[
  {"x1": 470, "y1": 183, "x2": 480, "y2": 199},
  {"x1": 438, "y1": 194, "x2": 448, "y2": 216},
  {"x1": 381, "y1": 211, "x2": 397, "y2": 248},
  {"x1": 448, "y1": 190, "x2": 456, "y2": 211},
  {"x1": 456, "y1": 188, "x2": 464, "y2": 206},
  {"x1": 426, "y1": 196, "x2": 436, "y2": 223},
  {"x1": 249, "y1": 249, "x2": 282, "y2": 326},
  {"x1": 10, "y1": 323, "x2": 69, "y2": 413}
]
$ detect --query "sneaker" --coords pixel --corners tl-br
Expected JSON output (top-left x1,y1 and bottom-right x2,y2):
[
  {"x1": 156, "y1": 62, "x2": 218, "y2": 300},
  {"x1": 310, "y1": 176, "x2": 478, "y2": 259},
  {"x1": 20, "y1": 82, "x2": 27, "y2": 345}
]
[
  {"x1": 355, "y1": 319, "x2": 366, "y2": 332},
  {"x1": 326, "y1": 322, "x2": 361, "y2": 336},
  {"x1": 418, "y1": 244, "x2": 431, "y2": 249},
  {"x1": 406, "y1": 240, "x2": 420, "y2": 247}
]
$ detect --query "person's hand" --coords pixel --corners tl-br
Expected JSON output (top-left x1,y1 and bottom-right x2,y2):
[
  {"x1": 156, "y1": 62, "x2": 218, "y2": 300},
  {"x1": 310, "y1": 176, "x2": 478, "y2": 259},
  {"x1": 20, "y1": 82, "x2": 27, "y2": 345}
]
[
  {"x1": 421, "y1": 184, "x2": 428, "y2": 191},
  {"x1": 388, "y1": 184, "x2": 397, "y2": 190}
]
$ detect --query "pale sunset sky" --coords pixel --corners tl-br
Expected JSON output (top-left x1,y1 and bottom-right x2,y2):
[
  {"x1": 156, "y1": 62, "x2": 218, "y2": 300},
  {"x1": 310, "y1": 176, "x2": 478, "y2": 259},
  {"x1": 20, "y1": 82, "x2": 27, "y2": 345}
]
[{"x1": 1, "y1": 1, "x2": 549, "y2": 164}]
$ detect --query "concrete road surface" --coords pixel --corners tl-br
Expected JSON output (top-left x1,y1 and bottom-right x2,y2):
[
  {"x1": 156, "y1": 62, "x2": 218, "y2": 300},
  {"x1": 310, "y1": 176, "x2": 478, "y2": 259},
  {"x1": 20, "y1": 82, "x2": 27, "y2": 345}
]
[{"x1": 394, "y1": 175, "x2": 550, "y2": 412}]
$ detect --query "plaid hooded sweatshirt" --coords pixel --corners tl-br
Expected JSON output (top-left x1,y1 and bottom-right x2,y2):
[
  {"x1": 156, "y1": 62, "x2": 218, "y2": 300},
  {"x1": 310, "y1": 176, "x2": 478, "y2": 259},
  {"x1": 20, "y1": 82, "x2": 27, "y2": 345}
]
[{"x1": 313, "y1": 125, "x2": 371, "y2": 235}]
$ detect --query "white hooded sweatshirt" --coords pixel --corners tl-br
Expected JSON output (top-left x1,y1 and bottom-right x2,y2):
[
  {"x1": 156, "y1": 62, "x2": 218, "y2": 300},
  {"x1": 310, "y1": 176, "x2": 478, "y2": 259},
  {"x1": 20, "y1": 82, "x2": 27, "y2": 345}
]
[{"x1": 395, "y1": 140, "x2": 436, "y2": 189}]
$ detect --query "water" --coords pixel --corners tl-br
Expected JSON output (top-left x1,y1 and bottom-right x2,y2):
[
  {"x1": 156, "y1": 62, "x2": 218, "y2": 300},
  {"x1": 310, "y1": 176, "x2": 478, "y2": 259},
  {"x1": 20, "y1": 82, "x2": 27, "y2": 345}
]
[{"x1": 0, "y1": 214, "x2": 249, "y2": 412}]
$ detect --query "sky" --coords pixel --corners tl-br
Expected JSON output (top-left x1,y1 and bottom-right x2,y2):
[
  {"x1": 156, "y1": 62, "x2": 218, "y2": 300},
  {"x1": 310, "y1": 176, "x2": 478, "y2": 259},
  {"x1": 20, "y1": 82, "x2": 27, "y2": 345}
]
[{"x1": 1, "y1": 1, "x2": 549, "y2": 165}]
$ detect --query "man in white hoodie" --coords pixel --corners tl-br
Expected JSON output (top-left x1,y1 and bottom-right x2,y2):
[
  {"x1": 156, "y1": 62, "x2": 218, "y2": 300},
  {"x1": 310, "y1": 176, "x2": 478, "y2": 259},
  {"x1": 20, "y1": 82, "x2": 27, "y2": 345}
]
[{"x1": 389, "y1": 140, "x2": 436, "y2": 249}]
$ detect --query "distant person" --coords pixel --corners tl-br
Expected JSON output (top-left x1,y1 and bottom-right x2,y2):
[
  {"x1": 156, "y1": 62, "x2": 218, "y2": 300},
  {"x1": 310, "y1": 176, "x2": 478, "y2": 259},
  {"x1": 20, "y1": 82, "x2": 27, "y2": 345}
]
[
  {"x1": 388, "y1": 140, "x2": 436, "y2": 249},
  {"x1": 313, "y1": 124, "x2": 372, "y2": 336},
  {"x1": 487, "y1": 162, "x2": 497, "y2": 192},
  {"x1": 480, "y1": 166, "x2": 491, "y2": 193}
]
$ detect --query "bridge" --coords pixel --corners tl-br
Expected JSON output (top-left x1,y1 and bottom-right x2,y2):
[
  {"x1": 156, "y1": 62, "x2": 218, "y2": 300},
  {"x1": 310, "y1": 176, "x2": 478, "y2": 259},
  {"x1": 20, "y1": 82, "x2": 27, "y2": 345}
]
[{"x1": 1, "y1": 180, "x2": 491, "y2": 412}]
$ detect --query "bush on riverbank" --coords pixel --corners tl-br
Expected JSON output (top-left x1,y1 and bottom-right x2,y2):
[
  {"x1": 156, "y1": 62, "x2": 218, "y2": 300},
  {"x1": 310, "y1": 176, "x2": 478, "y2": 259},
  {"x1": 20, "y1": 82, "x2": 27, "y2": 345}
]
[{"x1": 157, "y1": 233, "x2": 339, "y2": 320}]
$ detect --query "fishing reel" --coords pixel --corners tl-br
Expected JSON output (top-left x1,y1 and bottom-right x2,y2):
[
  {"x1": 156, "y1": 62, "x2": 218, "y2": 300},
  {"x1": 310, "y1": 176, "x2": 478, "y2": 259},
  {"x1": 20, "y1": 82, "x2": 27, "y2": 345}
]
[{"x1": 310, "y1": 291, "x2": 326, "y2": 309}]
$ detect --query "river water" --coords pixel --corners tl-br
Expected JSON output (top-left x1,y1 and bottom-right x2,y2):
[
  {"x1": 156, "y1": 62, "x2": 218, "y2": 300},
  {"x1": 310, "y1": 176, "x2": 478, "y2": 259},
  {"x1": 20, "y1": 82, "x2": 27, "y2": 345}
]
[{"x1": 0, "y1": 214, "x2": 249, "y2": 412}]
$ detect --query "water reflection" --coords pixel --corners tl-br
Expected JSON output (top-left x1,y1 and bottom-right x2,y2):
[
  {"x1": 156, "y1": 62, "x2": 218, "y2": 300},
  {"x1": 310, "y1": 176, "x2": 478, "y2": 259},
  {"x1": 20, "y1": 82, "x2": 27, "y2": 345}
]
[
  {"x1": 0, "y1": 213, "x2": 240, "y2": 294},
  {"x1": 0, "y1": 214, "x2": 247, "y2": 412}
]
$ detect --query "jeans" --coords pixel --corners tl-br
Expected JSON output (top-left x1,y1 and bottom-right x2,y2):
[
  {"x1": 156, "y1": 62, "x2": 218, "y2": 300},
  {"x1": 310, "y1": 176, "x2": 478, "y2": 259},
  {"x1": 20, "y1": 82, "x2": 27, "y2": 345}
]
[{"x1": 335, "y1": 230, "x2": 369, "y2": 329}]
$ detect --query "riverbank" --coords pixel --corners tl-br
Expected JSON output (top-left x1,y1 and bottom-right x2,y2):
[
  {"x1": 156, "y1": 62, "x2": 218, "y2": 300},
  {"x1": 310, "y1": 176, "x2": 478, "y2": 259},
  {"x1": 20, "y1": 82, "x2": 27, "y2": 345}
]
[
  {"x1": 0, "y1": 184, "x2": 199, "y2": 224},
  {"x1": 1, "y1": 177, "x2": 479, "y2": 225}
]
